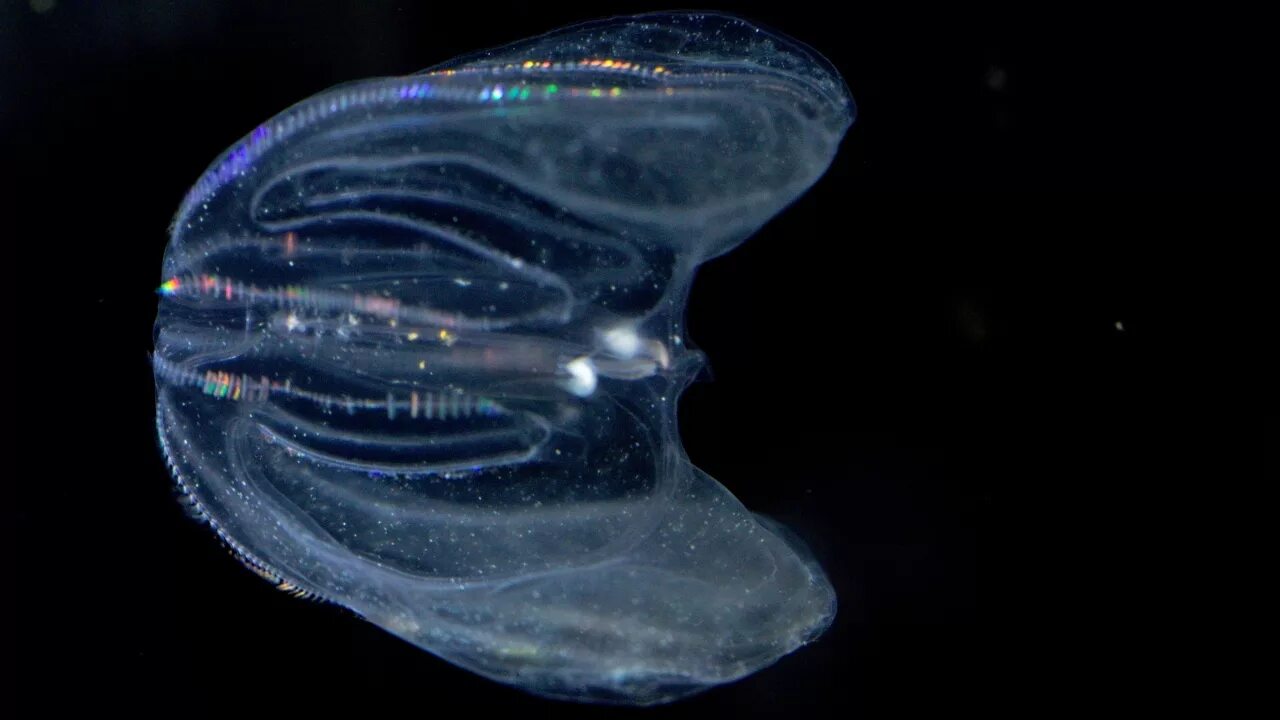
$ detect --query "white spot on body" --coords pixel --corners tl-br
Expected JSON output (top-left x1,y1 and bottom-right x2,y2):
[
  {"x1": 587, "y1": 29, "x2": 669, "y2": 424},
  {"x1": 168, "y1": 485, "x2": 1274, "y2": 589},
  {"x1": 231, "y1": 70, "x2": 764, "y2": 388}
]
[
  {"x1": 602, "y1": 325, "x2": 642, "y2": 358},
  {"x1": 564, "y1": 356, "x2": 598, "y2": 397}
]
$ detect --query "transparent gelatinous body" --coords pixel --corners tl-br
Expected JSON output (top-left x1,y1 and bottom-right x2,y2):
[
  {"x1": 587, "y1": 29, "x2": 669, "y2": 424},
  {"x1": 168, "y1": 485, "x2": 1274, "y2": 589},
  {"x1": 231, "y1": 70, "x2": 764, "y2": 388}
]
[{"x1": 153, "y1": 12, "x2": 852, "y2": 704}]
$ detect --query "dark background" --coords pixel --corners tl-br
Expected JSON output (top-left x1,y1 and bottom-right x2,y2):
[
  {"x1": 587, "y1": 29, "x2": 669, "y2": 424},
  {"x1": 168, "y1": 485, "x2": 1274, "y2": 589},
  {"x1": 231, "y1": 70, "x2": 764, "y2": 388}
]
[{"x1": 4, "y1": 0, "x2": 1269, "y2": 716}]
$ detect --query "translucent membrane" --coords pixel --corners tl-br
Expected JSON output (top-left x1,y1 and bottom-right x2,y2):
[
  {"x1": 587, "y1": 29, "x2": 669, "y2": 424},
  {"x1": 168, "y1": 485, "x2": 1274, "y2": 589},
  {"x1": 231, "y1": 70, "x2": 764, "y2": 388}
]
[{"x1": 154, "y1": 11, "x2": 853, "y2": 704}]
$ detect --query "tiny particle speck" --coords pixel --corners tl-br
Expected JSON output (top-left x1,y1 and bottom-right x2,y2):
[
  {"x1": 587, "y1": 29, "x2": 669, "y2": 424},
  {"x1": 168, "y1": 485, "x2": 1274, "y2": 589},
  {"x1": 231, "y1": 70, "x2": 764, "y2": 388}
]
[{"x1": 1115, "y1": 321, "x2": 1125, "y2": 331}]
